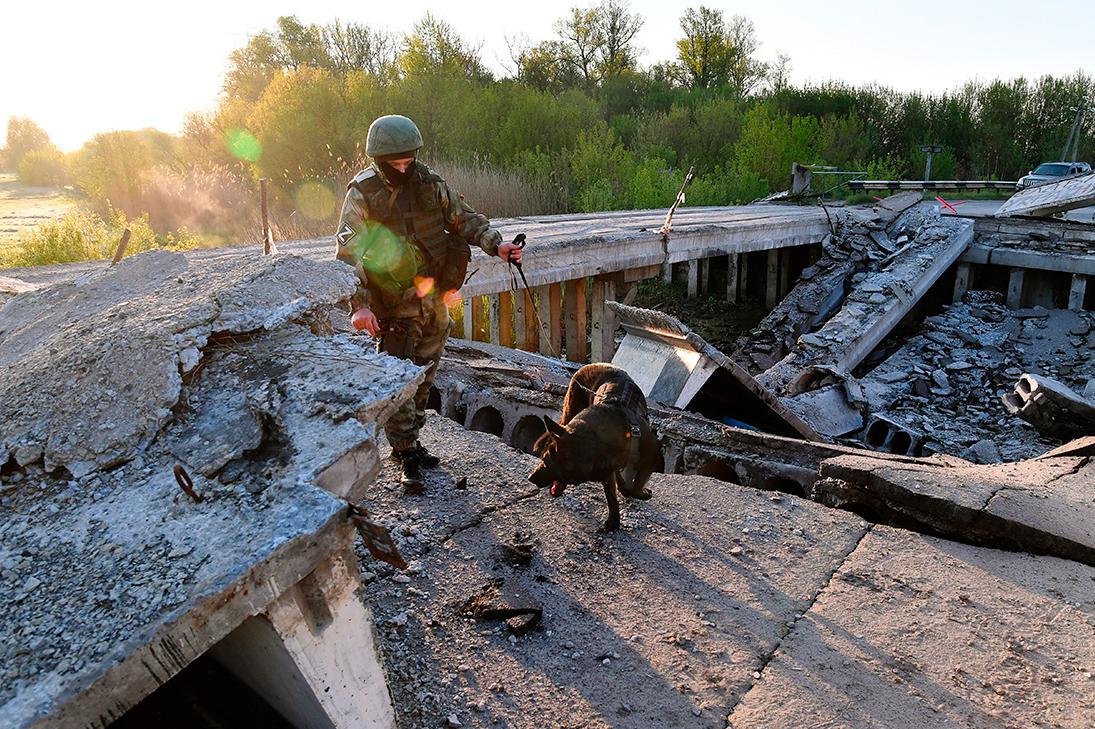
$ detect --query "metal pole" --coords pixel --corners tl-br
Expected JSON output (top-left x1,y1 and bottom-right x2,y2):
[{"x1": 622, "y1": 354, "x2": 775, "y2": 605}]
[
  {"x1": 1071, "y1": 105, "x2": 1088, "y2": 162},
  {"x1": 260, "y1": 178, "x2": 278, "y2": 255},
  {"x1": 924, "y1": 152, "x2": 933, "y2": 182},
  {"x1": 110, "y1": 228, "x2": 132, "y2": 266},
  {"x1": 1062, "y1": 96, "x2": 1087, "y2": 162}
]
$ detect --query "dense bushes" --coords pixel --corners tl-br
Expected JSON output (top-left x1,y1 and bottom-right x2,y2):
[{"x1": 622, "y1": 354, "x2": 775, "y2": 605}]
[{"x1": 17, "y1": 148, "x2": 66, "y2": 186}]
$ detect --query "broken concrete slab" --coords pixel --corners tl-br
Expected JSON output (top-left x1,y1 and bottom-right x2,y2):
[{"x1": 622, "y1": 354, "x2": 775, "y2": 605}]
[
  {"x1": 729, "y1": 525, "x2": 1095, "y2": 729},
  {"x1": 357, "y1": 416, "x2": 869, "y2": 729},
  {"x1": 759, "y1": 205, "x2": 974, "y2": 396},
  {"x1": 1003, "y1": 372, "x2": 1095, "y2": 440},
  {"x1": 0, "y1": 250, "x2": 362, "y2": 476},
  {"x1": 815, "y1": 448, "x2": 1095, "y2": 567},
  {"x1": 731, "y1": 193, "x2": 924, "y2": 376},
  {"x1": 0, "y1": 249, "x2": 425, "y2": 728},
  {"x1": 996, "y1": 170, "x2": 1095, "y2": 218},
  {"x1": 434, "y1": 338, "x2": 950, "y2": 496},
  {"x1": 0, "y1": 457, "x2": 349, "y2": 729},
  {"x1": 780, "y1": 383, "x2": 865, "y2": 439},
  {"x1": 607, "y1": 301, "x2": 820, "y2": 440}
]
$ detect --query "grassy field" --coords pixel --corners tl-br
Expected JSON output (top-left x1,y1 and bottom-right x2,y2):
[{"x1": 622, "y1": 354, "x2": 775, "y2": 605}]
[{"x1": 0, "y1": 173, "x2": 79, "y2": 258}]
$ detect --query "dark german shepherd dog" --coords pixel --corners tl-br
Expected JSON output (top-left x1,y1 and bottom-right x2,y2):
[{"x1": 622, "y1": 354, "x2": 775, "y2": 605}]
[{"x1": 528, "y1": 363, "x2": 662, "y2": 531}]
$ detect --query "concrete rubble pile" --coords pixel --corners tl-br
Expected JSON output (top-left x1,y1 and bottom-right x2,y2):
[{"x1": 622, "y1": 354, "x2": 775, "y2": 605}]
[
  {"x1": 0, "y1": 250, "x2": 419, "y2": 729},
  {"x1": 863, "y1": 295, "x2": 1095, "y2": 461}
]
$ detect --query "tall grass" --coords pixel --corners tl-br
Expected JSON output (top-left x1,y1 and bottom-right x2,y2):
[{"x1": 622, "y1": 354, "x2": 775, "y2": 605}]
[
  {"x1": 2, "y1": 154, "x2": 568, "y2": 268},
  {"x1": 1, "y1": 207, "x2": 202, "y2": 268}
]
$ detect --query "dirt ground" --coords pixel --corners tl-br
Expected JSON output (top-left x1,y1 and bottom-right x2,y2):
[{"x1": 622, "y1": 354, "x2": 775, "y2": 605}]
[{"x1": 0, "y1": 173, "x2": 77, "y2": 253}]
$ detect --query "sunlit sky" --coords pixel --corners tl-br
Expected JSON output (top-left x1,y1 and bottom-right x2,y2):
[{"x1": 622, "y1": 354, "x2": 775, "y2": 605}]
[{"x1": 4, "y1": 0, "x2": 1094, "y2": 151}]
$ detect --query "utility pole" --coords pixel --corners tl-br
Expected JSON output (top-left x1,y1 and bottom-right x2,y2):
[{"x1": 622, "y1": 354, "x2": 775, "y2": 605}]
[{"x1": 1061, "y1": 95, "x2": 1091, "y2": 162}]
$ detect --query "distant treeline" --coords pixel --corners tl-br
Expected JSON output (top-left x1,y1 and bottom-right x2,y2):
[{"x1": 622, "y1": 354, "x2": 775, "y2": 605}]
[{"x1": 3, "y1": 5, "x2": 1094, "y2": 243}]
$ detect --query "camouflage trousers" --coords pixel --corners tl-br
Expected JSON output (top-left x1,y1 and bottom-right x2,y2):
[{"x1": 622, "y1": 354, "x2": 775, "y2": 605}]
[{"x1": 378, "y1": 314, "x2": 450, "y2": 453}]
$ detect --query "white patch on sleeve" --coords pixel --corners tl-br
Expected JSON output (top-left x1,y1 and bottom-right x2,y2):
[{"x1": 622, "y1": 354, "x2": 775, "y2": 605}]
[
  {"x1": 336, "y1": 222, "x2": 355, "y2": 246},
  {"x1": 350, "y1": 168, "x2": 377, "y2": 186}
]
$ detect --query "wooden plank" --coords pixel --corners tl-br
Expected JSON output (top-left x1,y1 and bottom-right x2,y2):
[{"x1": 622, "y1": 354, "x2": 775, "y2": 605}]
[
  {"x1": 1007, "y1": 268, "x2": 1025, "y2": 309},
  {"x1": 624, "y1": 264, "x2": 662, "y2": 283},
  {"x1": 726, "y1": 254, "x2": 740, "y2": 303},
  {"x1": 489, "y1": 294, "x2": 501, "y2": 345},
  {"x1": 687, "y1": 259, "x2": 699, "y2": 297},
  {"x1": 699, "y1": 258, "x2": 710, "y2": 295},
  {"x1": 564, "y1": 278, "x2": 588, "y2": 362},
  {"x1": 952, "y1": 262, "x2": 971, "y2": 303},
  {"x1": 590, "y1": 278, "x2": 617, "y2": 362},
  {"x1": 765, "y1": 249, "x2": 780, "y2": 308},
  {"x1": 778, "y1": 248, "x2": 791, "y2": 300},
  {"x1": 471, "y1": 295, "x2": 487, "y2": 342},
  {"x1": 662, "y1": 261, "x2": 674, "y2": 283},
  {"x1": 515, "y1": 288, "x2": 540, "y2": 352},
  {"x1": 538, "y1": 283, "x2": 562, "y2": 358},
  {"x1": 461, "y1": 299, "x2": 473, "y2": 340},
  {"x1": 498, "y1": 291, "x2": 515, "y2": 348},
  {"x1": 1069, "y1": 274, "x2": 1087, "y2": 311}
]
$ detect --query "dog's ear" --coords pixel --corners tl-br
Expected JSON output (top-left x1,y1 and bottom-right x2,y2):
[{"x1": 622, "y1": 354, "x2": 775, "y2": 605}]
[{"x1": 543, "y1": 415, "x2": 567, "y2": 440}]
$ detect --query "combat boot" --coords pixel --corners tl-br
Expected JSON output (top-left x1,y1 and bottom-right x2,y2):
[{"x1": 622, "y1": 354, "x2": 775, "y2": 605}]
[
  {"x1": 412, "y1": 441, "x2": 441, "y2": 468},
  {"x1": 394, "y1": 449, "x2": 425, "y2": 494}
]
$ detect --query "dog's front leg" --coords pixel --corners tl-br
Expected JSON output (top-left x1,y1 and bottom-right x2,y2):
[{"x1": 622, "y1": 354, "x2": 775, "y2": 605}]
[{"x1": 601, "y1": 479, "x2": 621, "y2": 532}]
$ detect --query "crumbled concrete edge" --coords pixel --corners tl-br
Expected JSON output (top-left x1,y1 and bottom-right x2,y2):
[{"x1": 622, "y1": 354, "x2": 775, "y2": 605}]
[{"x1": 0, "y1": 250, "x2": 360, "y2": 478}]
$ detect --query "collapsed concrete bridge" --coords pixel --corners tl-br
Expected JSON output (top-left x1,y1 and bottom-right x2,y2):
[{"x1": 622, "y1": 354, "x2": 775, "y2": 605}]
[{"x1": 1, "y1": 193, "x2": 1093, "y2": 729}]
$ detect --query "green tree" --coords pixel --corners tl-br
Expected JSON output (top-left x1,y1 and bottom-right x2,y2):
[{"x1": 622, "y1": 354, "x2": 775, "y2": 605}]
[
  {"x1": 676, "y1": 6, "x2": 732, "y2": 90},
  {"x1": 398, "y1": 13, "x2": 490, "y2": 80},
  {"x1": 555, "y1": 6, "x2": 605, "y2": 90},
  {"x1": 70, "y1": 129, "x2": 175, "y2": 212},
  {"x1": 2, "y1": 117, "x2": 55, "y2": 172},
  {"x1": 322, "y1": 20, "x2": 398, "y2": 80},
  {"x1": 596, "y1": 0, "x2": 643, "y2": 78},
  {"x1": 515, "y1": 40, "x2": 582, "y2": 92},
  {"x1": 247, "y1": 68, "x2": 357, "y2": 186},
  {"x1": 223, "y1": 16, "x2": 331, "y2": 101}
]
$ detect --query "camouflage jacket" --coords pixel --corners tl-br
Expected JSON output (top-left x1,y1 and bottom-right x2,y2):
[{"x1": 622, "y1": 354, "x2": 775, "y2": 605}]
[{"x1": 334, "y1": 161, "x2": 501, "y2": 317}]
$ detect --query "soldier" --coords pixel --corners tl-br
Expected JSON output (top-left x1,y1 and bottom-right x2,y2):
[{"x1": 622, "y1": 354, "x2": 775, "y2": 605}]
[{"x1": 335, "y1": 114, "x2": 522, "y2": 493}]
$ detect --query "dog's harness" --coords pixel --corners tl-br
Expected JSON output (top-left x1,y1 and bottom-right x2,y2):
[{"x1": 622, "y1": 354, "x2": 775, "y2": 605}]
[{"x1": 592, "y1": 379, "x2": 647, "y2": 462}]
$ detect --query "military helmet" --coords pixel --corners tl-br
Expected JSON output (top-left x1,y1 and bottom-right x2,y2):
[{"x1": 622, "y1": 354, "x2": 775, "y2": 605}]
[{"x1": 366, "y1": 115, "x2": 423, "y2": 161}]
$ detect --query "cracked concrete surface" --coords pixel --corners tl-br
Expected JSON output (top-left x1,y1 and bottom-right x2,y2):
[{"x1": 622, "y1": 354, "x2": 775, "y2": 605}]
[
  {"x1": 729, "y1": 526, "x2": 1095, "y2": 729},
  {"x1": 816, "y1": 448, "x2": 1095, "y2": 567},
  {"x1": 356, "y1": 416, "x2": 872, "y2": 728},
  {"x1": 0, "y1": 249, "x2": 361, "y2": 476},
  {"x1": 0, "y1": 250, "x2": 423, "y2": 728},
  {"x1": 353, "y1": 416, "x2": 1095, "y2": 729}
]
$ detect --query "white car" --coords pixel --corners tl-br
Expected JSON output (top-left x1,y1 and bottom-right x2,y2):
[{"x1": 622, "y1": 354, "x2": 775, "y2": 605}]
[{"x1": 1016, "y1": 161, "x2": 1092, "y2": 190}]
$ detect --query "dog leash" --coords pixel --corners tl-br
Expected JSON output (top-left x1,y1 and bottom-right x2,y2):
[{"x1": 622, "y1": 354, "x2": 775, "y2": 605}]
[{"x1": 504, "y1": 233, "x2": 564, "y2": 361}]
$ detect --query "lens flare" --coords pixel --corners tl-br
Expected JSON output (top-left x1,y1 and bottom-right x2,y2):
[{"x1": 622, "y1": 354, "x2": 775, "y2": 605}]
[
  {"x1": 359, "y1": 228, "x2": 421, "y2": 292},
  {"x1": 225, "y1": 128, "x2": 262, "y2": 162},
  {"x1": 414, "y1": 276, "x2": 436, "y2": 298},
  {"x1": 296, "y1": 181, "x2": 337, "y2": 220}
]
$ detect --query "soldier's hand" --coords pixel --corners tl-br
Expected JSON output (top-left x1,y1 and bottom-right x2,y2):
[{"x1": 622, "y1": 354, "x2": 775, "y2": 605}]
[
  {"x1": 498, "y1": 242, "x2": 522, "y2": 264},
  {"x1": 351, "y1": 307, "x2": 381, "y2": 337}
]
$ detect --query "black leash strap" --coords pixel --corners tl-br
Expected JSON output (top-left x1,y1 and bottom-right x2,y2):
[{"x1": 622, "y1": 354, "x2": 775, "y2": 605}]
[{"x1": 504, "y1": 233, "x2": 561, "y2": 359}]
